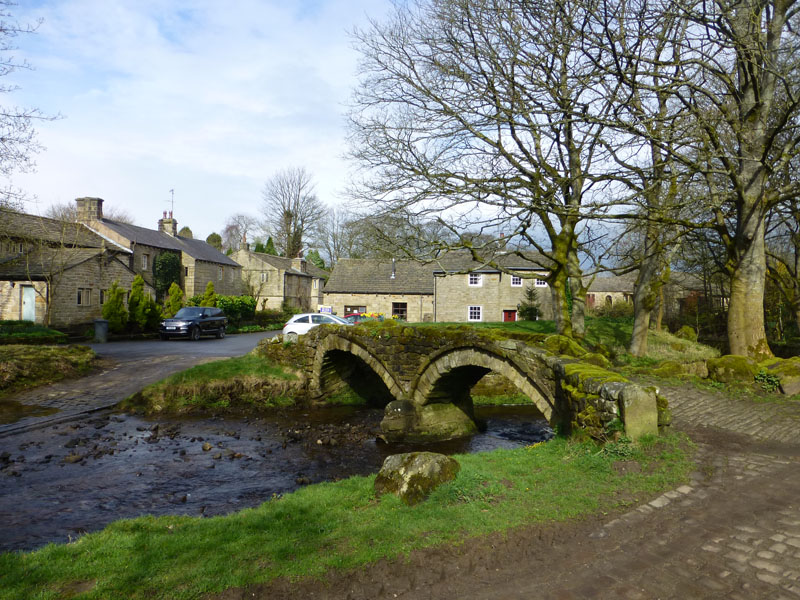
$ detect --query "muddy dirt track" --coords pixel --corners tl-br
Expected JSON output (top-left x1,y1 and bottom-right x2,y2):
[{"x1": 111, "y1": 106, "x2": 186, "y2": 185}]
[{"x1": 211, "y1": 388, "x2": 800, "y2": 600}]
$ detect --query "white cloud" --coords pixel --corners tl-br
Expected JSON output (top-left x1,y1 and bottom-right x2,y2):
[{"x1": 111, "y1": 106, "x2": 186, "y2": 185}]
[{"x1": 9, "y1": 0, "x2": 391, "y2": 239}]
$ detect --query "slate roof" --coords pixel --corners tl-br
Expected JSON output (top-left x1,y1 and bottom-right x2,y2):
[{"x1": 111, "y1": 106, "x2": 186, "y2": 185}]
[
  {"x1": 0, "y1": 248, "x2": 110, "y2": 280},
  {"x1": 0, "y1": 209, "x2": 111, "y2": 249},
  {"x1": 588, "y1": 273, "x2": 637, "y2": 293},
  {"x1": 238, "y1": 251, "x2": 330, "y2": 278},
  {"x1": 324, "y1": 259, "x2": 435, "y2": 295},
  {"x1": 96, "y1": 219, "x2": 239, "y2": 267},
  {"x1": 431, "y1": 250, "x2": 552, "y2": 273}
]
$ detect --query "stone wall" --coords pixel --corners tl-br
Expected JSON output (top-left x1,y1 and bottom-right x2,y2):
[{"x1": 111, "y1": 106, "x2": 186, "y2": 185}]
[
  {"x1": 434, "y1": 272, "x2": 554, "y2": 322},
  {"x1": 185, "y1": 258, "x2": 240, "y2": 298},
  {"x1": 322, "y1": 292, "x2": 434, "y2": 321}
]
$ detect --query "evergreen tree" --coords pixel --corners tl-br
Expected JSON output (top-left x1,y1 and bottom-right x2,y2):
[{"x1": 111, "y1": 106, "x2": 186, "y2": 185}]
[
  {"x1": 102, "y1": 281, "x2": 128, "y2": 333},
  {"x1": 178, "y1": 226, "x2": 193, "y2": 238},
  {"x1": 206, "y1": 232, "x2": 222, "y2": 250},
  {"x1": 264, "y1": 237, "x2": 278, "y2": 255},
  {"x1": 199, "y1": 280, "x2": 217, "y2": 307},
  {"x1": 163, "y1": 282, "x2": 185, "y2": 317},
  {"x1": 518, "y1": 285, "x2": 540, "y2": 321},
  {"x1": 306, "y1": 249, "x2": 325, "y2": 269},
  {"x1": 128, "y1": 274, "x2": 161, "y2": 331},
  {"x1": 253, "y1": 240, "x2": 266, "y2": 253}
]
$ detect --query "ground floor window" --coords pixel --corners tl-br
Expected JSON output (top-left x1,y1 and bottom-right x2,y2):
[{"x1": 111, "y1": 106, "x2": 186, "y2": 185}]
[
  {"x1": 511, "y1": 275, "x2": 522, "y2": 287},
  {"x1": 77, "y1": 288, "x2": 92, "y2": 306},
  {"x1": 99, "y1": 289, "x2": 107, "y2": 305},
  {"x1": 345, "y1": 305, "x2": 366, "y2": 314},
  {"x1": 535, "y1": 278, "x2": 548, "y2": 287},
  {"x1": 392, "y1": 302, "x2": 407, "y2": 320},
  {"x1": 468, "y1": 305, "x2": 482, "y2": 321}
]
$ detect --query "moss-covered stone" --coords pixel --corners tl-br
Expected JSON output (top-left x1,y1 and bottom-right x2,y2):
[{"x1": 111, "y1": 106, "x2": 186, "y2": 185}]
[
  {"x1": 651, "y1": 360, "x2": 685, "y2": 378},
  {"x1": 581, "y1": 352, "x2": 611, "y2": 369},
  {"x1": 759, "y1": 356, "x2": 800, "y2": 395},
  {"x1": 374, "y1": 452, "x2": 461, "y2": 505},
  {"x1": 707, "y1": 355, "x2": 759, "y2": 384},
  {"x1": 656, "y1": 394, "x2": 672, "y2": 431},
  {"x1": 543, "y1": 334, "x2": 587, "y2": 358},
  {"x1": 673, "y1": 325, "x2": 698, "y2": 342}
]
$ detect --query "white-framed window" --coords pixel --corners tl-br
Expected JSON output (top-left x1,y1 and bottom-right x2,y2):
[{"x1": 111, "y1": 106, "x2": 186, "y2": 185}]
[
  {"x1": 313, "y1": 279, "x2": 319, "y2": 289},
  {"x1": 468, "y1": 305, "x2": 482, "y2": 321},
  {"x1": 77, "y1": 288, "x2": 92, "y2": 306},
  {"x1": 141, "y1": 254, "x2": 149, "y2": 270},
  {"x1": 535, "y1": 278, "x2": 548, "y2": 287},
  {"x1": 468, "y1": 273, "x2": 482, "y2": 287},
  {"x1": 218, "y1": 266, "x2": 223, "y2": 281},
  {"x1": 260, "y1": 272, "x2": 269, "y2": 283},
  {"x1": 511, "y1": 275, "x2": 523, "y2": 287}
]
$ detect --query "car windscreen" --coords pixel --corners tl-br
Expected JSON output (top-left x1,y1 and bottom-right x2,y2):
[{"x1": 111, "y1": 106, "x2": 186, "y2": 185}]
[{"x1": 174, "y1": 307, "x2": 204, "y2": 318}]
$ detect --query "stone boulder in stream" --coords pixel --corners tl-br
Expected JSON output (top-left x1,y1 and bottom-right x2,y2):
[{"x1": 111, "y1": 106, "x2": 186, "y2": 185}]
[{"x1": 374, "y1": 452, "x2": 460, "y2": 506}]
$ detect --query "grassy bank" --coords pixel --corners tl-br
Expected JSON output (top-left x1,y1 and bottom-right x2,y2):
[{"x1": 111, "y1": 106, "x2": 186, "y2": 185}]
[
  {"x1": 0, "y1": 345, "x2": 97, "y2": 399},
  {"x1": 0, "y1": 433, "x2": 693, "y2": 600},
  {"x1": 119, "y1": 354, "x2": 301, "y2": 414}
]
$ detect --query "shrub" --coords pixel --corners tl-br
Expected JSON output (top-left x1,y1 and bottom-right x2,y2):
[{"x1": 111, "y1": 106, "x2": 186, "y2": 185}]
[
  {"x1": 590, "y1": 300, "x2": 634, "y2": 318},
  {"x1": 199, "y1": 281, "x2": 217, "y2": 307},
  {"x1": 217, "y1": 295, "x2": 257, "y2": 326},
  {"x1": 673, "y1": 325, "x2": 698, "y2": 342},
  {"x1": 102, "y1": 281, "x2": 128, "y2": 333},
  {"x1": 163, "y1": 282, "x2": 185, "y2": 318},
  {"x1": 127, "y1": 275, "x2": 162, "y2": 332}
]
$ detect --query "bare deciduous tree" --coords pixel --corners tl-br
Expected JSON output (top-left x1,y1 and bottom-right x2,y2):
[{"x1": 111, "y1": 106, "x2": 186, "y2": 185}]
[
  {"x1": 260, "y1": 167, "x2": 323, "y2": 258},
  {"x1": 221, "y1": 213, "x2": 258, "y2": 253},
  {"x1": 45, "y1": 201, "x2": 135, "y2": 224}
]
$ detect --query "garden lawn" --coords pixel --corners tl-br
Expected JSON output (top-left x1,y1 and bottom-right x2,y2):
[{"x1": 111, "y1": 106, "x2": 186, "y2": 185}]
[{"x1": 0, "y1": 434, "x2": 694, "y2": 600}]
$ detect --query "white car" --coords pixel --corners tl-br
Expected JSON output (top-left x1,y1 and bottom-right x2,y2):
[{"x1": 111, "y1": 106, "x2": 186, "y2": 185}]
[{"x1": 282, "y1": 313, "x2": 351, "y2": 341}]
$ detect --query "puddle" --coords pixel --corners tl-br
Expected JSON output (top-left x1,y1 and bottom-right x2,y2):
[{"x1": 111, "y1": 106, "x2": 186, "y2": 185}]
[
  {"x1": 0, "y1": 403, "x2": 552, "y2": 553},
  {"x1": 0, "y1": 400, "x2": 59, "y2": 425}
]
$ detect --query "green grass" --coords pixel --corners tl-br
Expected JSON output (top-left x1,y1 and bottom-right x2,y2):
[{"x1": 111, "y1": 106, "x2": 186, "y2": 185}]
[
  {"x1": 0, "y1": 434, "x2": 694, "y2": 600},
  {"x1": 0, "y1": 344, "x2": 96, "y2": 398},
  {"x1": 0, "y1": 320, "x2": 67, "y2": 345},
  {"x1": 119, "y1": 355, "x2": 300, "y2": 414}
]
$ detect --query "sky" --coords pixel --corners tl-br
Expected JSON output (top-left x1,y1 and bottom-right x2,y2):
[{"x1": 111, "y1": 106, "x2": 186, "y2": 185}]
[{"x1": 8, "y1": 0, "x2": 392, "y2": 240}]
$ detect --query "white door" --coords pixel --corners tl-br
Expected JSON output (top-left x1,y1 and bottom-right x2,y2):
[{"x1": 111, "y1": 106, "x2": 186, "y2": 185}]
[{"x1": 22, "y1": 286, "x2": 36, "y2": 322}]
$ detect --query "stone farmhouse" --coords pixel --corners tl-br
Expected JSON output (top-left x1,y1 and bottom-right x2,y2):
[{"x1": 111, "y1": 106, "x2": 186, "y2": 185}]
[
  {"x1": 322, "y1": 259, "x2": 435, "y2": 320},
  {"x1": 232, "y1": 247, "x2": 328, "y2": 312},
  {"x1": 432, "y1": 252, "x2": 554, "y2": 323},
  {"x1": 0, "y1": 208, "x2": 150, "y2": 327},
  {"x1": 75, "y1": 197, "x2": 240, "y2": 298},
  {"x1": 322, "y1": 252, "x2": 554, "y2": 323}
]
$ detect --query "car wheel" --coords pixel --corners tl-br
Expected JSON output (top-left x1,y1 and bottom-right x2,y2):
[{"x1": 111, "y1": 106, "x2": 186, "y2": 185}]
[
  {"x1": 190, "y1": 326, "x2": 201, "y2": 341},
  {"x1": 285, "y1": 331, "x2": 298, "y2": 343},
  {"x1": 216, "y1": 327, "x2": 225, "y2": 339}
]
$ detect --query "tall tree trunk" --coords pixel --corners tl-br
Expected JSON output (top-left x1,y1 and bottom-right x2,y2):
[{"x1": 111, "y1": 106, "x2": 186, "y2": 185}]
[
  {"x1": 550, "y1": 271, "x2": 573, "y2": 338},
  {"x1": 654, "y1": 286, "x2": 664, "y2": 331},
  {"x1": 568, "y1": 247, "x2": 587, "y2": 339},
  {"x1": 629, "y1": 255, "x2": 661, "y2": 356},
  {"x1": 727, "y1": 215, "x2": 771, "y2": 359}
]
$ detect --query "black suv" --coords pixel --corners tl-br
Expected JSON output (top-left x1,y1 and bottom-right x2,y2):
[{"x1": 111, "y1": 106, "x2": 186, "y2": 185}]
[{"x1": 160, "y1": 307, "x2": 227, "y2": 340}]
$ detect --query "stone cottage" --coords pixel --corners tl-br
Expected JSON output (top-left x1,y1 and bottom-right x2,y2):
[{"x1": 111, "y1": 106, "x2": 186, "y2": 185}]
[
  {"x1": 323, "y1": 259, "x2": 435, "y2": 321},
  {"x1": 432, "y1": 252, "x2": 554, "y2": 323},
  {"x1": 231, "y1": 248, "x2": 328, "y2": 312},
  {"x1": 0, "y1": 208, "x2": 149, "y2": 327},
  {"x1": 75, "y1": 197, "x2": 240, "y2": 298}
]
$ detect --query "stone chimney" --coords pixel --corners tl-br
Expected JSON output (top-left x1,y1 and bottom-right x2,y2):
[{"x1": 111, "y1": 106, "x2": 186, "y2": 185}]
[
  {"x1": 291, "y1": 253, "x2": 307, "y2": 273},
  {"x1": 75, "y1": 197, "x2": 104, "y2": 223},
  {"x1": 158, "y1": 210, "x2": 178, "y2": 236}
]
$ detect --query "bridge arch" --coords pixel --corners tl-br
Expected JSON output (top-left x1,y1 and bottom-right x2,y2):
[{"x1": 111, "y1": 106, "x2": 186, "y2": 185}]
[
  {"x1": 411, "y1": 346, "x2": 556, "y2": 421},
  {"x1": 310, "y1": 334, "x2": 405, "y2": 403}
]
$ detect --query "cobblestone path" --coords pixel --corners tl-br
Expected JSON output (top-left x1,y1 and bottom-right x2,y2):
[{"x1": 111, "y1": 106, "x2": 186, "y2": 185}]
[{"x1": 661, "y1": 382, "x2": 800, "y2": 443}]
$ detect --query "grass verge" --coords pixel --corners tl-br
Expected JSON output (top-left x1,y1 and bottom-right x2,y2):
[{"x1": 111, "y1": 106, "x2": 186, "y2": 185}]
[
  {"x1": 119, "y1": 355, "x2": 301, "y2": 415},
  {"x1": 0, "y1": 320, "x2": 67, "y2": 345},
  {"x1": 0, "y1": 344, "x2": 96, "y2": 399},
  {"x1": 0, "y1": 433, "x2": 693, "y2": 600}
]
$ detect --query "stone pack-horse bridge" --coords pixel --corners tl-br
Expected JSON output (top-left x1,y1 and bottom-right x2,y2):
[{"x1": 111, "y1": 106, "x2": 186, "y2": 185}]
[{"x1": 258, "y1": 323, "x2": 661, "y2": 443}]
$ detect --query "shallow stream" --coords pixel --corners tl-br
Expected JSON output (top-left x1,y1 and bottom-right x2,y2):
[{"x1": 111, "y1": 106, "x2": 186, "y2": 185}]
[{"x1": 0, "y1": 404, "x2": 551, "y2": 553}]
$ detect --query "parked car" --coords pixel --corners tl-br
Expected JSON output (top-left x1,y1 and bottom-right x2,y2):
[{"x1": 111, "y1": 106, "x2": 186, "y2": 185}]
[
  {"x1": 282, "y1": 313, "x2": 351, "y2": 341},
  {"x1": 160, "y1": 307, "x2": 227, "y2": 340}
]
